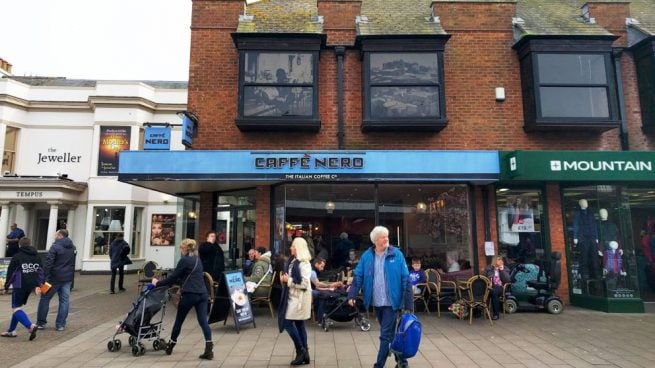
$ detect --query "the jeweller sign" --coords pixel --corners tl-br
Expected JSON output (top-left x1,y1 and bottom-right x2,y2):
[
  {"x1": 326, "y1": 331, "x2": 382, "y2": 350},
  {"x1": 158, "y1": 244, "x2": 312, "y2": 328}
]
[{"x1": 502, "y1": 151, "x2": 655, "y2": 181}]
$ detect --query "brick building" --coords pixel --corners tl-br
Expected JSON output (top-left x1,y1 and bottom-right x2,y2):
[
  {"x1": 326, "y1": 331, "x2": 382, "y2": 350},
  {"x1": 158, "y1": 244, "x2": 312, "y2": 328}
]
[{"x1": 120, "y1": 0, "x2": 655, "y2": 312}]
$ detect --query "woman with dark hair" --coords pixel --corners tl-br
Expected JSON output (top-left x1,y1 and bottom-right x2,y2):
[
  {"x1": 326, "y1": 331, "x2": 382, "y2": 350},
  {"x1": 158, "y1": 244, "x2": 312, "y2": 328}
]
[
  {"x1": 198, "y1": 230, "x2": 224, "y2": 283},
  {"x1": 278, "y1": 237, "x2": 312, "y2": 365},
  {"x1": 152, "y1": 239, "x2": 214, "y2": 360}
]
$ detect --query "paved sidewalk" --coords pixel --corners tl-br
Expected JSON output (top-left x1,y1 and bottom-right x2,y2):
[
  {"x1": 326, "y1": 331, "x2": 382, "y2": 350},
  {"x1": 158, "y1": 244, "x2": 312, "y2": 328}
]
[{"x1": 3, "y1": 274, "x2": 655, "y2": 367}]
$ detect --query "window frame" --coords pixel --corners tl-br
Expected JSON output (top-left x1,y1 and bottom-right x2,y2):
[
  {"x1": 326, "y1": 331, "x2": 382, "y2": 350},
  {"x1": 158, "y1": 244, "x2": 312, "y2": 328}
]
[
  {"x1": 359, "y1": 37, "x2": 449, "y2": 132},
  {"x1": 233, "y1": 34, "x2": 324, "y2": 132},
  {"x1": 631, "y1": 38, "x2": 655, "y2": 132},
  {"x1": 514, "y1": 37, "x2": 620, "y2": 132}
]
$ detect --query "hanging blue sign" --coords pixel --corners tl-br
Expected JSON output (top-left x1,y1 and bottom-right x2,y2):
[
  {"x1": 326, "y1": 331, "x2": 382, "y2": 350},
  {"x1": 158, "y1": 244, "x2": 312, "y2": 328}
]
[
  {"x1": 143, "y1": 127, "x2": 171, "y2": 150},
  {"x1": 181, "y1": 114, "x2": 197, "y2": 148}
]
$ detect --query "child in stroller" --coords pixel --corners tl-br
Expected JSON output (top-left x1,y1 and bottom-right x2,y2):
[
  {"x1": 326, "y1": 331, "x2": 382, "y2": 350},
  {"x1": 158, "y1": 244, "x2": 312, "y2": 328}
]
[
  {"x1": 318, "y1": 286, "x2": 371, "y2": 332},
  {"x1": 107, "y1": 284, "x2": 169, "y2": 356}
]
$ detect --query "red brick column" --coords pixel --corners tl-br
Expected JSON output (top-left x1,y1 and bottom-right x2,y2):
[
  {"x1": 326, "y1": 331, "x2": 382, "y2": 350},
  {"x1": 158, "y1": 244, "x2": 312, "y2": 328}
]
[
  {"x1": 255, "y1": 186, "x2": 271, "y2": 249},
  {"x1": 198, "y1": 191, "x2": 215, "y2": 241},
  {"x1": 546, "y1": 183, "x2": 569, "y2": 304}
]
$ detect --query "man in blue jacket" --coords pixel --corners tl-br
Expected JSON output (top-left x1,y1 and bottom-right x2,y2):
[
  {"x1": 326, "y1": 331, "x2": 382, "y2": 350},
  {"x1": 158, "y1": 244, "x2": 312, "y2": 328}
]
[
  {"x1": 36, "y1": 229, "x2": 76, "y2": 331},
  {"x1": 348, "y1": 226, "x2": 412, "y2": 368}
]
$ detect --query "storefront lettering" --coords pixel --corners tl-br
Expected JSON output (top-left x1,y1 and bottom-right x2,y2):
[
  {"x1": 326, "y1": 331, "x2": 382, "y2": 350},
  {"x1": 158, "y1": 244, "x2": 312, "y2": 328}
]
[
  {"x1": 551, "y1": 160, "x2": 652, "y2": 172},
  {"x1": 254, "y1": 156, "x2": 364, "y2": 170},
  {"x1": 16, "y1": 191, "x2": 43, "y2": 198},
  {"x1": 37, "y1": 148, "x2": 81, "y2": 164}
]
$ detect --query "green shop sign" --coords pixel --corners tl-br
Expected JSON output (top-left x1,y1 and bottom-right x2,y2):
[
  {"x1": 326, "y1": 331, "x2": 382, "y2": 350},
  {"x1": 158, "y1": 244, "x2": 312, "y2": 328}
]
[{"x1": 500, "y1": 151, "x2": 655, "y2": 181}]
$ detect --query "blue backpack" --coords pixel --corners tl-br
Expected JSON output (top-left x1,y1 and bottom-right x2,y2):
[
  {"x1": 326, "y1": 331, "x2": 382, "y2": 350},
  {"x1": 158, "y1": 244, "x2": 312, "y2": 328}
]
[{"x1": 390, "y1": 312, "x2": 422, "y2": 359}]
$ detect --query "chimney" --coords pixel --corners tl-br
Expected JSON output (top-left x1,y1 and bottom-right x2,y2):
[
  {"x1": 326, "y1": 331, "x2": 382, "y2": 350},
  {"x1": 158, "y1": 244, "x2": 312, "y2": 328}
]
[{"x1": 0, "y1": 57, "x2": 13, "y2": 76}]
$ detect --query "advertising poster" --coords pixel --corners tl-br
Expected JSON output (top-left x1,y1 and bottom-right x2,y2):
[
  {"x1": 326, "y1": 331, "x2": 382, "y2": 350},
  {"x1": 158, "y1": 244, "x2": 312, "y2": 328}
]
[
  {"x1": 0, "y1": 258, "x2": 12, "y2": 290},
  {"x1": 150, "y1": 214, "x2": 176, "y2": 246},
  {"x1": 223, "y1": 270, "x2": 254, "y2": 331},
  {"x1": 98, "y1": 126, "x2": 131, "y2": 176}
]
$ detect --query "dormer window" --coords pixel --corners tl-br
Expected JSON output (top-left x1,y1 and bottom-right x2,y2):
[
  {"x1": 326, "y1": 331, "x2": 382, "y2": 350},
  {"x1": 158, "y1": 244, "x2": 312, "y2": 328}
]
[
  {"x1": 233, "y1": 35, "x2": 323, "y2": 131},
  {"x1": 359, "y1": 37, "x2": 448, "y2": 132},
  {"x1": 514, "y1": 38, "x2": 620, "y2": 132}
]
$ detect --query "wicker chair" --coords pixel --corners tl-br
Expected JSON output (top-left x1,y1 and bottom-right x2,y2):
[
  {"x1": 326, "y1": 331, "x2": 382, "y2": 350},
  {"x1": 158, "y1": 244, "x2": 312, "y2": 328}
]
[
  {"x1": 250, "y1": 271, "x2": 277, "y2": 319},
  {"x1": 412, "y1": 275, "x2": 430, "y2": 314},
  {"x1": 459, "y1": 275, "x2": 493, "y2": 325},
  {"x1": 425, "y1": 268, "x2": 457, "y2": 316}
]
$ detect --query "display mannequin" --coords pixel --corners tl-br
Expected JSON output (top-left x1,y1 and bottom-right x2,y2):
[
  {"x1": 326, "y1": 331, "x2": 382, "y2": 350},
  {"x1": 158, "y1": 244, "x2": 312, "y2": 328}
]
[
  {"x1": 603, "y1": 241, "x2": 626, "y2": 291},
  {"x1": 598, "y1": 208, "x2": 622, "y2": 256},
  {"x1": 573, "y1": 199, "x2": 599, "y2": 279}
]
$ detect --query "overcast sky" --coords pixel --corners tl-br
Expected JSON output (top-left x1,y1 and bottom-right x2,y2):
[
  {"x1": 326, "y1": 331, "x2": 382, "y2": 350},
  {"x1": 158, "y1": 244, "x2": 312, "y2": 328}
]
[{"x1": 0, "y1": 0, "x2": 191, "y2": 81}]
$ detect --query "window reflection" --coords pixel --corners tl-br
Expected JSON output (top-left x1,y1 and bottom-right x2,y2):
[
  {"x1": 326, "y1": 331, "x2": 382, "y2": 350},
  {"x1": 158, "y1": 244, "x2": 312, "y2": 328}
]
[
  {"x1": 371, "y1": 87, "x2": 439, "y2": 118},
  {"x1": 370, "y1": 53, "x2": 438, "y2": 84}
]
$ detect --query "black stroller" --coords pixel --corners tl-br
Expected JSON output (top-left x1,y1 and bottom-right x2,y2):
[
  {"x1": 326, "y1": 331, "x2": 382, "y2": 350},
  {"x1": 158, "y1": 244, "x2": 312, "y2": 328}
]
[
  {"x1": 319, "y1": 289, "x2": 371, "y2": 332},
  {"x1": 107, "y1": 285, "x2": 169, "y2": 356}
]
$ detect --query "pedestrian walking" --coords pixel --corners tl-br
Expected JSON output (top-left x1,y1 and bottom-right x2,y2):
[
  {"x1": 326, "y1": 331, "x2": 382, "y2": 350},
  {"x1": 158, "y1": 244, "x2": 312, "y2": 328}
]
[
  {"x1": 152, "y1": 238, "x2": 214, "y2": 360},
  {"x1": 278, "y1": 237, "x2": 312, "y2": 365},
  {"x1": 109, "y1": 233, "x2": 130, "y2": 294},
  {"x1": 1, "y1": 238, "x2": 43, "y2": 340},
  {"x1": 198, "y1": 230, "x2": 224, "y2": 283},
  {"x1": 37, "y1": 229, "x2": 76, "y2": 331},
  {"x1": 348, "y1": 226, "x2": 413, "y2": 368}
]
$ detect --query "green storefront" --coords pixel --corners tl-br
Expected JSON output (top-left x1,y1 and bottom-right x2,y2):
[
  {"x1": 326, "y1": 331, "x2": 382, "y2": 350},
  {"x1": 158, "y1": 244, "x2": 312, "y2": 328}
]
[{"x1": 499, "y1": 151, "x2": 655, "y2": 313}]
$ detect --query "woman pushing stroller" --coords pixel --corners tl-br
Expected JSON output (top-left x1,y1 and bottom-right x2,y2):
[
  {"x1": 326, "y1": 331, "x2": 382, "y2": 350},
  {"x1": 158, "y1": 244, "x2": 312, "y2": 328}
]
[{"x1": 151, "y1": 238, "x2": 214, "y2": 360}]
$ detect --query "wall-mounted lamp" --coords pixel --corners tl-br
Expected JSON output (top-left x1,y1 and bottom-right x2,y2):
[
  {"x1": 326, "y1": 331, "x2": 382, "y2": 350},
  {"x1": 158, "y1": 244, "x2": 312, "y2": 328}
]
[
  {"x1": 495, "y1": 87, "x2": 506, "y2": 102},
  {"x1": 325, "y1": 200, "x2": 336, "y2": 214},
  {"x1": 416, "y1": 201, "x2": 427, "y2": 213}
]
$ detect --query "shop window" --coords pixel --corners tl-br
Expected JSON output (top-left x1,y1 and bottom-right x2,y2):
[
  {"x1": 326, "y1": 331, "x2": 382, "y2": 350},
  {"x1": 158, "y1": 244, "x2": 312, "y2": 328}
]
[
  {"x1": 233, "y1": 35, "x2": 323, "y2": 131},
  {"x1": 92, "y1": 207, "x2": 125, "y2": 256},
  {"x1": 514, "y1": 38, "x2": 620, "y2": 131},
  {"x1": 632, "y1": 39, "x2": 655, "y2": 132},
  {"x1": 495, "y1": 188, "x2": 545, "y2": 264},
  {"x1": 2, "y1": 126, "x2": 18, "y2": 175},
  {"x1": 378, "y1": 185, "x2": 471, "y2": 271},
  {"x1": 359, "y1": 37, "x2": 448, "y2": 131},
  {"x1": 563, "y1": 186, "x2": 640, "y2": 305}
]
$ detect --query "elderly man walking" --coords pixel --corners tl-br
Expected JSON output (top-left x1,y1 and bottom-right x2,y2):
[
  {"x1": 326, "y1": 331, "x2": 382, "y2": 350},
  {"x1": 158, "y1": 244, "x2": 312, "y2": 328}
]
[
  {"x1": 37, "y1": 229, "x2": 76, "y2": 331},
  {"x1": 348, "y1": 226, "x2": 412, "y2": 368}
]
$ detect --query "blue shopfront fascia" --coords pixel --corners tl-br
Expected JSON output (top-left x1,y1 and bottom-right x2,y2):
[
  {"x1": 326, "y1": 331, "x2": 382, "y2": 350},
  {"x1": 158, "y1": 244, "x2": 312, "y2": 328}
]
[{"x1": 117, "y1": 150, "x2": 500, "y2": 194}]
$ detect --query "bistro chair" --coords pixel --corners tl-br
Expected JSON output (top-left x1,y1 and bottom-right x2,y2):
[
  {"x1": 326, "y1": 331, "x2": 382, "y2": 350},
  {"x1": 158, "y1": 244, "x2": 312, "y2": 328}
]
[
  {"x1": 203, "y1": 272, "x2": 217, "y2": 310},
  {"x1": 412, "y1": 276, "x2": 430, "y2": 314},
  {"x1": 425, "y1": 268, "x2": 457, "y2": 317},
  {"x1": 459, "y1": 275, "x2": 493, "y2": 326},
  {"x1": 136, "y1": 260, "x2": 161, "y2": 293},
  {"x1": 250, "y1": 271, "x2": 277, "y2": 319}
]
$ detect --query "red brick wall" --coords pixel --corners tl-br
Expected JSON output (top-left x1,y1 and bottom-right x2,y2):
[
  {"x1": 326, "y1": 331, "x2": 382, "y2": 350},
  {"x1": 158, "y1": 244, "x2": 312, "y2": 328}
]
[
  {"x1": 586, "y1": 2, "x2": 630, "y2": 47},
  {"x1": 198, "y1": 191, "x2": 215, "y2": 242},
  {"x1": 318, "y1": 0, "x2": 360, "y2": 46},
  {"x1": 255, "y1": 185, "x2": 270, "y2": 249},
  {"x1": 546, "y1": 184, "x2": 569, "y2": 304}
]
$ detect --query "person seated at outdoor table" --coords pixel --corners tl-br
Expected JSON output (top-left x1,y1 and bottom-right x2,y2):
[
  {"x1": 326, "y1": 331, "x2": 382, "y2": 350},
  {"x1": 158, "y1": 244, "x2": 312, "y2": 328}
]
[
  {"x1": 245, "y1": 247, "x2": 272, "y2": 298},
  {"x1": 243, "y1": 248, "x2": 257, "y2": 277},
  {"x1": 310, "y1": 257, "x2": 343, "y2": 324},
  {"x1": 483, "y1": 256, "x2": 510, "y2": 320},
  {"x1": 408, "y1": 257, "x2": 426, "y2": 295}
]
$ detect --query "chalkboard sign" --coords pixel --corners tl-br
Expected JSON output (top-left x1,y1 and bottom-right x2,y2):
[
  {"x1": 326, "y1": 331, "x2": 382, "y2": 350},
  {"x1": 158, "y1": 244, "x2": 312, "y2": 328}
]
[
  {"x1": 223, "y1": 270, "x2": 255, "y2": 333},
  {"x1": 0, "y1": 258, "x2": 12, "y2": 290}
]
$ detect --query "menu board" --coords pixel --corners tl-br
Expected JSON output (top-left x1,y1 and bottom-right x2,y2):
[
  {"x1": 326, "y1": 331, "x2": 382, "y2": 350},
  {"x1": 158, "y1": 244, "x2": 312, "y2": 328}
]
[
  {"x1": 223, "y1": 270, "x2": 255, "y2": 332},
  {"x1": 0, "y1": 258, "x2": 12, "y2": 290}
]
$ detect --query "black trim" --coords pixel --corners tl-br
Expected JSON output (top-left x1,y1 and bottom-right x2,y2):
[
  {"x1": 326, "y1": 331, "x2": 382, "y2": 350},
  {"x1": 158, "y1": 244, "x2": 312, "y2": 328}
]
[
  {"x1": 515, "y1": 38, "x2": 621, "y2": 132},
  {"x1": 359, "y1": 39, "x2": 449, "y2": 132},
  {"x1": 631, "y1": 39, "x2": 655, "y2": 132}
]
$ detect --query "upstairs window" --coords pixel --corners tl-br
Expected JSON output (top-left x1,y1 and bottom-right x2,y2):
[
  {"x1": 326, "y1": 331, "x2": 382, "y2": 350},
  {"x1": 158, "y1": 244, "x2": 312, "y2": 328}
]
[
  {"x1": 632, "y1": 39, "x2": 655, "y2": 132},
  {"x1": 514, "y1": 38, "x2": 619, "y2": 132},
  {"x1": 359, "y1": 37, "x2": 448, "y2": 132},
  {"x1": 233, "y1": 35, "x2": 323, "y2": 132}
]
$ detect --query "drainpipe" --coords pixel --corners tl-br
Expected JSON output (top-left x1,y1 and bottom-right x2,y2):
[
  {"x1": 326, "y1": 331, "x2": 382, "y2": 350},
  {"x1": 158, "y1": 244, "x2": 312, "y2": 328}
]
[
  {"x1": 335, "y1": 46, "x2": 345, "y2": 150},
  {"x1": 613, "y1": 48, "x2": 629, "y2": 151}
]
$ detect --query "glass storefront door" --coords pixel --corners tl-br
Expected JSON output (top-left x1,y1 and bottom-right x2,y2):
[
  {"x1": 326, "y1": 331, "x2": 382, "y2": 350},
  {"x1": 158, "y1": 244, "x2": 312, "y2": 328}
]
[{"x1": 216, "y1": 189, "x2": 256, "y2": 270}]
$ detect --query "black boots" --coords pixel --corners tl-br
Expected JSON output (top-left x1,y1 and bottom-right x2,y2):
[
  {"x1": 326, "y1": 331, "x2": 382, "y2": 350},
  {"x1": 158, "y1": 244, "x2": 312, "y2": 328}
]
[
  {"x1": 199, "y1": 341, "x2": 214, "y2": 360},
  {"x1": 165, "y1": 340, "x2": 176, "y2": 355},
  {"x1": 291, "y1": 347, "x2": 309, "y2": 365}
]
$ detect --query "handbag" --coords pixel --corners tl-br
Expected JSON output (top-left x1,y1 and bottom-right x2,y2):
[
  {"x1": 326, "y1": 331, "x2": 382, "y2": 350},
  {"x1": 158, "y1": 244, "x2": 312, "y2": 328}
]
[{"x1": 170, "y1": 257, "x2": 198, "y2": 308}]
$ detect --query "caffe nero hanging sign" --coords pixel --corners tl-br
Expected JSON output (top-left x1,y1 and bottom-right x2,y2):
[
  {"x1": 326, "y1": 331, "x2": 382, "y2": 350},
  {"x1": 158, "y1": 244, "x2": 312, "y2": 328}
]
[{"x1": 501, "y1": 151, "x2": 655, "y2": 181}]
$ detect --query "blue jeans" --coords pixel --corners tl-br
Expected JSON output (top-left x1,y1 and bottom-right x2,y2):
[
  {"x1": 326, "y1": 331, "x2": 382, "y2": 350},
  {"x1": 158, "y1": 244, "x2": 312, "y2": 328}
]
[
  {"x1": 37, "y1": 281, "x2": 71, "y2": 329},
  {"x1": 374, "y1": 306, "x2": 406, "y2": 368},
  {"x1": 170, "y1": 292, "x2": 212, "y2": 342},
  {"x1": 284, "y1": 319, "x2": 307, "y2": 350}
]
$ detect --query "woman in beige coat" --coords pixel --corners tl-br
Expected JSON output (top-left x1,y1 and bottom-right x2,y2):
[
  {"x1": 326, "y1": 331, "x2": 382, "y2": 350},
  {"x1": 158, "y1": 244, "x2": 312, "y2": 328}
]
[{"x1": 279, "y1": 237, "x2": 312, "y2": 365}]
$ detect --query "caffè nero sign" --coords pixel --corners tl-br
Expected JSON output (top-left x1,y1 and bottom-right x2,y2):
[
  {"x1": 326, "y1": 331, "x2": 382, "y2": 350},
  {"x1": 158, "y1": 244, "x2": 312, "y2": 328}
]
[{"x1": 254, "y1": 154, "x2": 364, "y2": 170}]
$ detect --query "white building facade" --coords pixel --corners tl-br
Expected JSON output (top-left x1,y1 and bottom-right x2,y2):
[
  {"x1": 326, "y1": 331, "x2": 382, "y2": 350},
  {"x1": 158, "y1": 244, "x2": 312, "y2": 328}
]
[{"x1": 0, "y1": 76, "x2": 188, "y2": 271}]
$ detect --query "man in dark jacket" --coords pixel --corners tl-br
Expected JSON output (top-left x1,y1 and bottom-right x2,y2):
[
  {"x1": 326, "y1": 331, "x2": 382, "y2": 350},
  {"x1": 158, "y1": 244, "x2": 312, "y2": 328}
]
[
  {"x1": 36, "y1": 229, "x2": 76, "y2": 331},
  {"x1": 1, "y1": 238, "x2": 43, "y2": 340},
  {"x1": 109, "y1": 234, "x2": 129, "y2": 294}
]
